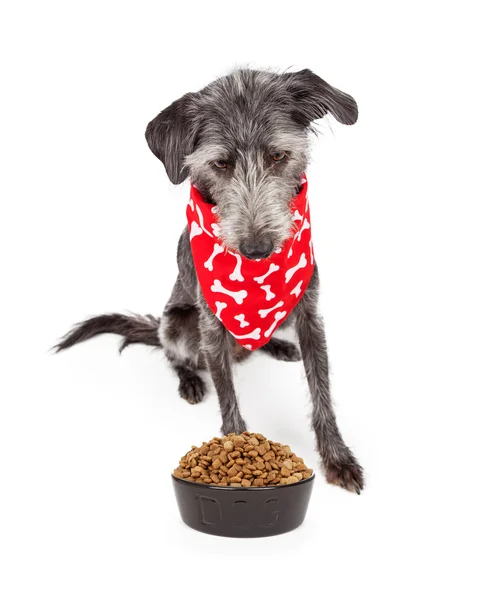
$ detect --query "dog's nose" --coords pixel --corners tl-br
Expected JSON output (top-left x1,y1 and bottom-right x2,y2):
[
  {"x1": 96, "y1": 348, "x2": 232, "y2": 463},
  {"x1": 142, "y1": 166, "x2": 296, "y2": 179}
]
[{"x1": 239, "y1": 239, "x2": 274, "y2": 260}]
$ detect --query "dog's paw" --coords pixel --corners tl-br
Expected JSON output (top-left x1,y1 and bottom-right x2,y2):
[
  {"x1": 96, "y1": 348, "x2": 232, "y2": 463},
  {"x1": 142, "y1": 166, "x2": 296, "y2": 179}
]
[
  {"x1": 261, "y1": 338, "x2": 302, "y2": 362},
  {"x1": 178, "y1": 372, "x2": 206, "y2": 405},
  {"x1": 273, "y1": 339, "x2": 301, "y2": 362},
  {"x1": 221, "y1": 415, "x2": 248, "y2": 435},
  {"x1": 323, "y1": 456, "x2": 364, "y2": 494}
]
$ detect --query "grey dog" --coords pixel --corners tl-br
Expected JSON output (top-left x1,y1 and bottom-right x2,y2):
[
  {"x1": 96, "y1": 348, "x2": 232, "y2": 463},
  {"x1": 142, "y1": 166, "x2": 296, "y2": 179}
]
[{"x1": 56, "y1": 68, "x2": 364, "y2": 493}]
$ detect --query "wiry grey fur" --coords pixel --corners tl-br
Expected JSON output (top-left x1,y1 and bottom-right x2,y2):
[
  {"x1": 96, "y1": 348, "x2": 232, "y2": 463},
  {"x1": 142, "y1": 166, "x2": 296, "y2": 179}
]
[{"x1": 56, "y1": 68, "x2": 364, "y2": 493}]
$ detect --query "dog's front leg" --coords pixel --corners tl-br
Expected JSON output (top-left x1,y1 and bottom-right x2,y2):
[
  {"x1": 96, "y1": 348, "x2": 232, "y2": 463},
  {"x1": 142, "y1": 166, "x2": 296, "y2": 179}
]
[
  {"x1": 197, "y1": 294, "x2": 247, "y2": 435},
  {"x1": 295, "y1": 268, "x2": 364, "y2": 493}
]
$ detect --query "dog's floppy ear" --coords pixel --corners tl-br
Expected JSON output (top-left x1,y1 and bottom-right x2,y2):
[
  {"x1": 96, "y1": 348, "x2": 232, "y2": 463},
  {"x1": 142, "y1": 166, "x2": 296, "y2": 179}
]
[
  {"x1": 145, "y1": 93, "x2": 198, "y2": 184},
  {"x1": 285, "y1": 69, "x2": 358, "y2": 127}
]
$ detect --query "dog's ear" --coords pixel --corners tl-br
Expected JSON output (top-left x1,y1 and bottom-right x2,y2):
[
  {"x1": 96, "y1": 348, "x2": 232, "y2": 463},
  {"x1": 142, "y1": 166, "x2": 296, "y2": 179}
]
[
  {"x1": 145, "y1": 93, "x2": 199, "y2": 184},
  {"x1": 285, "y1": 69, "x2": 358, "y2": 127}
]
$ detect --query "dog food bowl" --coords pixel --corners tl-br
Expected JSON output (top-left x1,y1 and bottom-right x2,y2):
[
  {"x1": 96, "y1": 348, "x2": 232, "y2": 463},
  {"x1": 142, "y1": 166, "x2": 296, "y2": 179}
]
[{"x1": 172, "y1": 473, "x2": 315, "y2": 538}]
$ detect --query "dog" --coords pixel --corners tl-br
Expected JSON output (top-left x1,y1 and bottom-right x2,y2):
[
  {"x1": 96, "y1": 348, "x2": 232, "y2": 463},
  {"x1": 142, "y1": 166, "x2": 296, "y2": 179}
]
[{"x1": 56, "y1": 68, "x2": 364, "y2": 493}]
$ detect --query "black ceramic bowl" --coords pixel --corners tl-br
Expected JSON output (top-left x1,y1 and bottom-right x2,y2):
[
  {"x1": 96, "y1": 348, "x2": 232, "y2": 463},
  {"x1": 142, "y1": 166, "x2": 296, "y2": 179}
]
[{"x1": 172, "y1": 473, "x2": 315, "y2": 538}]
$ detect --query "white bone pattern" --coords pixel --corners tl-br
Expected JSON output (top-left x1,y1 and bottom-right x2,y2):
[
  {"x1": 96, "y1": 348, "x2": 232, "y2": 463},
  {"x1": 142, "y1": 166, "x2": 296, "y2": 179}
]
[
  {"x1": 211, "y1": 223, "x2": 221, "y2": 237},
  {"x1": 258, "y1": 301, "x2": 285, "y2": 318},
  {"x1": 285, "y1": 253, "x2": 307, "y2": 283},
  {"x1": 264, "y1": 311, "x2": 287, "y2": 338},
  {"x1": 189, "y1": 221, "x2": 202, "y2": 241},
  {"x1": 290, "y1": 280, "x2": 303, "y2": 298},
  {"x1": 231, "y1": 328, "x2": 262, "y2": 341},
  {"x1": 287, "y1": 246, "x2": 293, "y2": 258},
  {"x1": 294, "y1": 218, "x2": 310, "y2": 242},
  {"x1": 245, "y1": 344, "x2": 252, "y2": 350},
  {"x1": 260, "y1": 285, "x2": 275, "y2": 301},
  {"x1": 215, "y1": 301, "x2": 227, "y2": 321},
  {"x1": 188, "y1": 197, "x2": 195, "y2": 211},
  {"x1": 204, "y1": 243, "x2": 224, "y2": 271},
  {"x1": 211, "y1": 279, "x2": 248, "y2": 304},
  {"x1": 309, "y1": 239, "x2": 314, "y2": 264},
  {"x1": 293, "y1": 209, "x2": 302, "y2": 222},
  {"x1": 253, "y1": 263, "x2": 280, "y2": 284},
  {"x1": 234, "y1": 314, "x2": 250, "y2": 328},
  {"x1": 228, "y1": 252, "x2": 244, "y2": 282},
  {"x1": 195, "y1": 204, "x2": 213, "y2": 237}
]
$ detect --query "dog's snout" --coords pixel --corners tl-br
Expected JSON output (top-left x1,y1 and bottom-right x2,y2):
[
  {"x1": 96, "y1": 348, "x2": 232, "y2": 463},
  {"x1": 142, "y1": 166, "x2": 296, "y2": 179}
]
[{"x1": 239, "y1": 239, "x2": 274, "y2": 260}]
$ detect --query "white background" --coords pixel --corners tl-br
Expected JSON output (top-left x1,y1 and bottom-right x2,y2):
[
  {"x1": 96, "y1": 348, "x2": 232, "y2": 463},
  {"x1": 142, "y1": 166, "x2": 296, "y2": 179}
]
[{"x1": 1, "y1": 1, "x2": 478, "y2": 598}]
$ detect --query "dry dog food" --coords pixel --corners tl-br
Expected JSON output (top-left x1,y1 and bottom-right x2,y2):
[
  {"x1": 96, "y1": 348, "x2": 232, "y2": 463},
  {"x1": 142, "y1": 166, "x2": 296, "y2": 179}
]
[{"x1": 173, "y1": 432, "x2": 313, "y2": 487}]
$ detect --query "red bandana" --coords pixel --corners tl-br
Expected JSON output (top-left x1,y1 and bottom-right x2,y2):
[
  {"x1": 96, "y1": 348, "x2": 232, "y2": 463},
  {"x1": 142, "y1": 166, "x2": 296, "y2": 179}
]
[{"x1": 187, "y1": 176, "x2": 314, "y2": 351}]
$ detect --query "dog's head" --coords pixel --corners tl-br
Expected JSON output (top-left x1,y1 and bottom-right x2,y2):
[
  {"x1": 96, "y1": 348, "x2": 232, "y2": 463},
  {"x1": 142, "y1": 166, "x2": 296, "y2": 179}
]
[{"x1": 146, "y1": 68, "x2": 357, "y2": 259}]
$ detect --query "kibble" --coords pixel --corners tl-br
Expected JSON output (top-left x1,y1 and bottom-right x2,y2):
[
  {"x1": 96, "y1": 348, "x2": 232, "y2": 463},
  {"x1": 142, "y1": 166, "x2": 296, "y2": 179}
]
[{"x1": 173, "y1": 432, "x2": 313, "y2": 487}]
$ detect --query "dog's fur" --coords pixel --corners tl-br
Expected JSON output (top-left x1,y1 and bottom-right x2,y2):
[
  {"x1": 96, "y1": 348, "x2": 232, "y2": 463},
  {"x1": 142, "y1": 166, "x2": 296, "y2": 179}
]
[{"x1": 56, "y1": 68, "x2": 364, "y2": 493}]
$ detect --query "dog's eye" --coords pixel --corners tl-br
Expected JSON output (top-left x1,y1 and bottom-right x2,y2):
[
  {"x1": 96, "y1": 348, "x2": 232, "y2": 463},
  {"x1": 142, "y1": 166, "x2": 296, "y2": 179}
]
[
  {"x1": 213, "y1": 160, "x2": 228, "y2": 170},
  {"x1": 272, "y1": 152, "x2": 286, "y2": 161}
]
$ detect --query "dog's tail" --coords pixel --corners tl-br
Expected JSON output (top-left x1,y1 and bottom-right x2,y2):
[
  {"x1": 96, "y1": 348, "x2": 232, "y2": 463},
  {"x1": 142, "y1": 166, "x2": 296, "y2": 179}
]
[{"x1": 54, "y1": 313, "x2": 162, "y2": 354}]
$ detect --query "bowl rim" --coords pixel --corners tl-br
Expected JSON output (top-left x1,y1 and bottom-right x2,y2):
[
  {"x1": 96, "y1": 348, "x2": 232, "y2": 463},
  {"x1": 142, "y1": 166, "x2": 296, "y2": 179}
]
[{"x1": 171, "y1": 472, "x2": 315, "y2": 491}]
